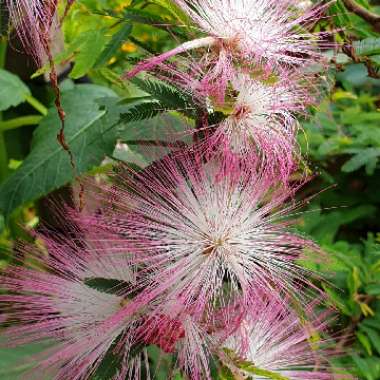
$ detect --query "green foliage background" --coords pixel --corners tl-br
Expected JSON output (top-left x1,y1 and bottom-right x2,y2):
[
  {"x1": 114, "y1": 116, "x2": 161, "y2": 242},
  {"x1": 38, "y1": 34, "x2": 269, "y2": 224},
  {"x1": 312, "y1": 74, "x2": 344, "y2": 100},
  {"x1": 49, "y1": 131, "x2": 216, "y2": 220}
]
[{"x1": 0, "y1": 0, "x2": 380, "y2": 379}]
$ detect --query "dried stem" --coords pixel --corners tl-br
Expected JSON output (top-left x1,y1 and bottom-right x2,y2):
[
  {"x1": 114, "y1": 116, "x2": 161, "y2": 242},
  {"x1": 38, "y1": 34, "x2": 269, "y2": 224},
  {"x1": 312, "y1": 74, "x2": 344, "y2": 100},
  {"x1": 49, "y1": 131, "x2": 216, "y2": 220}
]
[
  {"x1": 342, "y1": 0, "x2": 380, "y2": 32},
  {"x1": 60, "y1": 0, "x2": 76, "y2": 25}
]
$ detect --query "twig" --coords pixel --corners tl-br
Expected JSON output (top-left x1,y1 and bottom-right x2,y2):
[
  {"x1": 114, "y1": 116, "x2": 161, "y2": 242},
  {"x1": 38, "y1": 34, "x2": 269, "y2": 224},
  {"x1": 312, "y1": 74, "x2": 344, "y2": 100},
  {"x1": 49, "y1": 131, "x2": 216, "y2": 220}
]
[
  {"x1": 342, "y1": 43, "x2": 380, "y2": 79},
  {"x1": 342, "y1": 0, "x2": 380, "y2": 32},
  {"x1": 124, "y1": 139, "x2": 187, "y2": 148}
]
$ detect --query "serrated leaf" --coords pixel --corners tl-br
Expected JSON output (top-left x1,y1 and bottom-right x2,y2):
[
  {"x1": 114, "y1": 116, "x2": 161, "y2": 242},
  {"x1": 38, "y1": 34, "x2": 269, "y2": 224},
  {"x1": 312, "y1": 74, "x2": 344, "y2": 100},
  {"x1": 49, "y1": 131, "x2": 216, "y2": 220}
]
[
  {"x1": 342, "y1": 148, "x2": 380, "y2": 173},
  {"x1": 329, "y1": 1, "x2": 351, "y2": 28},
  {"x1": 131, "y1": 77, "x2": 194, "y2": 116},
  {"x1": 351, "y1": 355, "x2": 377, "y2": 380},
  {"x1": 119, "y1": 100, "x2": 170, "y2": 123},
  {"x1": 0, "y1": 85, "x2": 120, "y2": 218},
  {"x1": 365, "y1": 284, "x2": 380, "y2": 295},
  {"x1": 0, "y1": 69, "x2": 31, "y2": 111},
  {"x1": 353, "y1": 38, "x2": 380, "y2": 56},
  {"x1": 95, "y1": 24, "x2": 133, "y2": 68},
  {"x1": 361, "y1": 326, "x2": 380, "y2": 355},
  {"x1": 121, "y1": 7, "x2": 188, "y2": 37}
]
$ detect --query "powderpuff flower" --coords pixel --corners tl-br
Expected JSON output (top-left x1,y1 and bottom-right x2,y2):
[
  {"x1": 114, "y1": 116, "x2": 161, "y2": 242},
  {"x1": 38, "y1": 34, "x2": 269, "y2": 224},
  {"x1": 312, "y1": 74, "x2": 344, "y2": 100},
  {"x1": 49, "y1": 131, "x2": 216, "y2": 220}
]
[
  {"x1": 6, "y1": 0, "x2": 74, "y2": 64},
  {"x1": 6, "y1": 0, "x2": 56, "y2": 63},
  {"x1": 0, "y1": 221, "x2": 224, "y2": 380},
  {"x1": 223, "y1": 296, "x2": 334, "y2": 379},
  {"x1": 207, "y1": 71, "x2": 315, "y2": 181},
  {"x1": 0, "y1": 228, "x2": 146, "y2": 380},
  {"x1": 124, "y1": 0, "x2": 329, "y2": 91},
  {"x1": 86, "y1": 151, "x2": 321, "y2": 325}
]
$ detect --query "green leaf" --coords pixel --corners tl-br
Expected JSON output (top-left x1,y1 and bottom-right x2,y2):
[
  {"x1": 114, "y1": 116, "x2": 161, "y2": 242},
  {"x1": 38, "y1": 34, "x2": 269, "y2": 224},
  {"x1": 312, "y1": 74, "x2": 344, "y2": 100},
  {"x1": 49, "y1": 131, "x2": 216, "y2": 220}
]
[
  {"x1": 0, "y1": 69, "x2": 31, "y2": 111},
  {"x1": 342, "y1": 148, "x2": 380, "y2": 173},
  {"x1": 353, "y1": 38, "x2": 380, "y2": 56},
  {"x1": 239, "y1": 362, "x2": 290, "y2": 380},
  {"x1": 351, "y1": 355, "x2": 379, "y2": 380},
  {"x1": 329, "y1": 1, "x2": 351, "y2": 28},
  {"x1": 0, "y1": 84, "x2": 119, "y2": 218},
  {"x1": 365, "y1": 284, "x2": 380, "y2": 295},
  {"x1": 70, "y1": 30, "x2": 107, "y2": 79},
  {"x1": 85, "y1": 278, "x2": 127, "y2": 295},
  {"x1": 119, "y1": 100, "x2": 171, "y2": 123},
  {"x1": 151, "y1": 0, "x2": 190, "y2": 25},
  {"x1": 219, "y1": 366, "x2": 235, "y2": 380},
  {"x1": 361, "y1": 326, "x2": 380, "y2": 355},
  {"x1": 91, "y1": 336, "x2": 124, "y2": 380},
  {"x1": 0, "y1": 342, "x2": 52, "y2": 380},
  {"x1": 119, "y1": 7, "x2": 188, "y2": 37},
  {"x1": 347, "y1": 266, "x2": 362, "y2": 295},
  {"x1": 222, "y1": 348, "x2": 290, "y2": 380},
  {"x1": 131, "y1": 77, "x2": 195, "y2": 116},
  {"x1": 95, "y1": 24, "x2": 133, "y2": 68},
  {"x1": 357, "y1": 331, "x2": 373, "y2": 356}
]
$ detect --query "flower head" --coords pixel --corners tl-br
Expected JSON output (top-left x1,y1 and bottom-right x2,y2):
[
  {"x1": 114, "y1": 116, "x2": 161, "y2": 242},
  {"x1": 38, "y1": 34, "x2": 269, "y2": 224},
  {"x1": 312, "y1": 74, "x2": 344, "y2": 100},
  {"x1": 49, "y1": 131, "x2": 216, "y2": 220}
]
[
  {"x1": 224, "y1": 296, "x2": 334, "y2": 379},
  {"x1": 0, "y1": 227, "x2": 145, "y2": 380},
  {"x1": 124, "y1": 0, "x2": 329, "y2": 90},
  {"x1": 86, "y1": 151, "x2": 321, "y2": 324},
  {"x1": 174, "y1": 0, "x2": 327, "y2": 65},
  {"x1": 6, "y1": 0, "x2": 58, "y2": 64},
  {"x1": 206, "y1": 71, "x2": 315, "y2": 181}
]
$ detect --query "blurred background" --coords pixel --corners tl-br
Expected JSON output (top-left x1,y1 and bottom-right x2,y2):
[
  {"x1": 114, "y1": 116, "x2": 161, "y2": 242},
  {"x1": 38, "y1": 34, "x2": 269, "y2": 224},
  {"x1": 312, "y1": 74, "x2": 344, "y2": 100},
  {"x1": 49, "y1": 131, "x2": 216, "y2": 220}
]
[{"x1": 0, "y1": 0, "x2": 380, "y2": 378}]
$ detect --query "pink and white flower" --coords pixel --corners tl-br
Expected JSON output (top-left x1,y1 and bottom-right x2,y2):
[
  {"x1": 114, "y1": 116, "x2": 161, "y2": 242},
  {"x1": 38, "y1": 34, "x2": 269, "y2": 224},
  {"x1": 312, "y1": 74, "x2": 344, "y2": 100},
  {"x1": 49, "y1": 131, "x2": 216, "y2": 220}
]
[
  {"x1": 87, "y1": 151, "x2": 321, "y2": 324},
  {"x1": 6, "y1": 0, "x2": 59, "y2": 64},
  {"x1": 6, "y1": 1, "x2": 77, "y2": 64},
  {"x1": 206, "y1": 71, "x2": 315, "y2": 181},
  {"x1": 125, "y1": 0, "x2": 329, "y2": 86},
  {"x1": 224, "y1": 296, "x2": 334, "y2": 379},
  {"x1": 0, "y1": 230, "x2": 145, "y2": 380}
]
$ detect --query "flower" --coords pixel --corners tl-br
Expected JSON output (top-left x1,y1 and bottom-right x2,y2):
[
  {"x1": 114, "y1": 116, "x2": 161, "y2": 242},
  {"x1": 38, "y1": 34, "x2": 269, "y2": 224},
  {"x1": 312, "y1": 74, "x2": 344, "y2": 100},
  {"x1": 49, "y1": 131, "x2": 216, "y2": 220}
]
[
  {"x1": 124, "y1": 0, "x2": 328, "y2": 86},
  {"x1": 206, "y1": 70, "x2": 315, "y2": 181},
  {"x1": 86, "y1": 151, "x2": 321, "y2": 324},
  {"x1": 223, "y1": 295, "x2": 334, "y2": 379},
  {"x1": 174, "y1": 0, "x2": 327, "y2": 63},
  {"x1": 6, "y1": 0, "x2": 57, "y2": 63},
  {"x1": 0, "y1": 216, "x2": 226, "y2": 379},
  {"x1": 0, "y1": 228, "x2": 146, "y2": 380},
  {"x1": 5, "y1": 0, "x2": 75, "y2": 64}
]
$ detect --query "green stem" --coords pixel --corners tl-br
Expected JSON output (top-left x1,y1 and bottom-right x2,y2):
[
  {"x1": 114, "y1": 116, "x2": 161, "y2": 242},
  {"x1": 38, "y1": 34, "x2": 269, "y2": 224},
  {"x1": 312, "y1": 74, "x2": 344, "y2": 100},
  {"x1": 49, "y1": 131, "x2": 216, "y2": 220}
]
[
  {"x1": 0, "y1": 115, "x2": 43, "y2": 131},
  {"x1": 0, "y1": 131, "x2": 8, "y2": 182},
  {"x1": 25, "y1": 95, "x2": 49, "y2": 116},
  {"x1": 0, "y1": 37, "x2": 6, "y2": 69}
]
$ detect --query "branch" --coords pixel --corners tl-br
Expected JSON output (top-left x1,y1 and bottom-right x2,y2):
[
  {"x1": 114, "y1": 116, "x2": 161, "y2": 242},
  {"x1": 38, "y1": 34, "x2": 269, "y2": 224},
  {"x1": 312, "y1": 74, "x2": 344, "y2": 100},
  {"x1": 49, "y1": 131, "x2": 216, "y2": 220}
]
[{"x1": 342, "y1": 0, "x2": 380, "y2": 32}]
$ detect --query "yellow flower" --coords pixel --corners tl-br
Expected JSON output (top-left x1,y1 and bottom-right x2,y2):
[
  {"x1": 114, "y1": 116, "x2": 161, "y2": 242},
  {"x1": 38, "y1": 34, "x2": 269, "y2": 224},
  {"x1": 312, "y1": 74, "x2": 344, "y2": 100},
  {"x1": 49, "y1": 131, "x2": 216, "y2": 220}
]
[
  {"x1": 114, "y1": 0, "x2": 132, "y2": 12},
  {"x1": 121, "y1": 42, "x2": 137, "y2": 53}
]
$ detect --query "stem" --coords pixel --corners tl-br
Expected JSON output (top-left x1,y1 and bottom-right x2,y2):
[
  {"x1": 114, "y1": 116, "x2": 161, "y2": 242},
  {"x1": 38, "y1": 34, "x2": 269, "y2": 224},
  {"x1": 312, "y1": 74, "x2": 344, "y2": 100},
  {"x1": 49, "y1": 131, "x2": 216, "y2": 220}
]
[
  {"x1": 0, "y1": 37, "x2": 6, "y2": 69},
  {"x1": 342, "y1": 0, "x2": 380, "y2": 32},
  {"x1": 0, "y1": 131, "x2": 8, "y2": 182},
  {"x1": 0, "y1": 115, "x2": 43, "y2": 131},
  {"x1": 123, "y1": 36, "x2": 217, "y2": 79},
  {"x1": 126, "y1": 139, "x2": 187, "y2": 148},
  {"x1": 25, "y1": 95, "x2": 49, "y2": 116}
]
